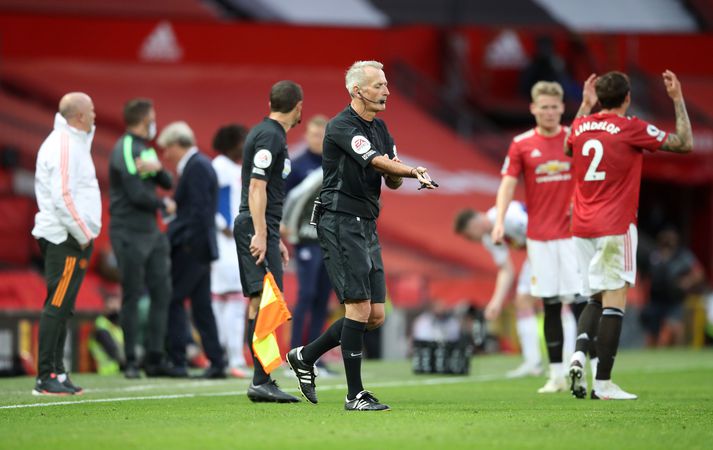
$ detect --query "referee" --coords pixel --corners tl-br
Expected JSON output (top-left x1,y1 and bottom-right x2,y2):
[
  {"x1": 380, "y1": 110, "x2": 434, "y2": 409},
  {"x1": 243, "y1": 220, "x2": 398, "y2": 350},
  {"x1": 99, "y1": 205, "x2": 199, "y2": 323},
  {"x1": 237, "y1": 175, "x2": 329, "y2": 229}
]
[
  {"x1": 235, "y1": 80, "x2": 302, "y2": 403},
  {"x1": 287, "y1": 60, "x2": 435, "y2": 411}
]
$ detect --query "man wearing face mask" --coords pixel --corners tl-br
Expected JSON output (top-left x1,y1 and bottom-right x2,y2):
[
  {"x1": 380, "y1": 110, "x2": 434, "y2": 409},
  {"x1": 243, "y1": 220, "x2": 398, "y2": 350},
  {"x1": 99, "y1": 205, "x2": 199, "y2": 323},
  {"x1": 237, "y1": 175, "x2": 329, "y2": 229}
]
[
  {"x1": 109, "y1": 98, "x2": 176, "y2": 379},
  {"x1": 32, "y1": 92, "x2": 101, "y2": 395}
]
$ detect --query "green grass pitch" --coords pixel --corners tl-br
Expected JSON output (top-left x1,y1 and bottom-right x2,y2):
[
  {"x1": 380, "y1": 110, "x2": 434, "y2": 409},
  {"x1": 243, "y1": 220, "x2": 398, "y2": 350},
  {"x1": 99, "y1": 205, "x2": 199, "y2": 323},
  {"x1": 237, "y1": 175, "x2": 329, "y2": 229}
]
[{"x1": 1, "y1": 348, "x2": 712, "y2": 449}]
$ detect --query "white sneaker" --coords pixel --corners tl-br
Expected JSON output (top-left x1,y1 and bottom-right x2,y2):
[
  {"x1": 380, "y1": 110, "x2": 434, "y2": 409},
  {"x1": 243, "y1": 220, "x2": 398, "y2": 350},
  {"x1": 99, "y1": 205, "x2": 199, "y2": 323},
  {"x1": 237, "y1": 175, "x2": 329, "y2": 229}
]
[
  {"x1": 537, "y1": 376, "x2": 568, "y2": 393},
  {"x1": 591, "y1": 380, "x2": 637, "y2": 400},
  {"x1": 506, "y1": 362, "x2": 543, "y2": 379}
]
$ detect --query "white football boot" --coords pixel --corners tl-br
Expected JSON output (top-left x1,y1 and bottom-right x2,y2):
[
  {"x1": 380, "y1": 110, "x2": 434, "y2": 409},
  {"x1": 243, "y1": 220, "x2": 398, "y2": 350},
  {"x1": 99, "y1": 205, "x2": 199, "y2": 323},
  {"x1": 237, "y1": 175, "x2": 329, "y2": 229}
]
[{"x1": 591, "y1": 380, "x2": 638, "y2": 400}]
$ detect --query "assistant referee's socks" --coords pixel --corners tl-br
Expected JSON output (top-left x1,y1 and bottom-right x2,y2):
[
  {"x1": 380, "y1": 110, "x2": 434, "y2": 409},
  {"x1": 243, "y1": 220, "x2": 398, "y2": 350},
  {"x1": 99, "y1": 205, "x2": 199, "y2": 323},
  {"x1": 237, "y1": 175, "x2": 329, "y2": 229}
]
[
  {"x1": 247, "y1": 318, "x2": 270, "y2": 385},
  {"x1": 301, "y1": 317, "x2": 345, "y2": 366},
  {"x1": 341, "y1": 318, "x2": 367, "y2": 400},
  {"x1": 595, "y1": 307, "x2": 624, "y2": 380}
]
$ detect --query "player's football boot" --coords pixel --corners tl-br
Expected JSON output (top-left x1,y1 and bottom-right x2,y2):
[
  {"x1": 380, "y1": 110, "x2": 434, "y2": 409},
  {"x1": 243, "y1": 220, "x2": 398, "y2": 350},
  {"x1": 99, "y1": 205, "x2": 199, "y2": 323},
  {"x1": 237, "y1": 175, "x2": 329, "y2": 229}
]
[
  {"x1": 568, "y1": 360, "x2": 587, "y2": 399},
  {"x1": 506, "y1": 362, "x2": 544, "y2": 378},
  {"x1": 537, "y1": 375, "x2": 568, "y2": 393},
  {"x1": 58, "y1": 373, "x2": 84, "y2": 395},
  {"x1": 247, "y1": 379, "x2": 300, "y2": 403},
  {"x1": 344, "y1": 390, "x2": 390, "y2": 411},
  {"x1": 591, "y1": 380, "x2": 637, "y2": 400},
  {"x1": 286, "y1": 347, "x2": 318, "y2": 404},
  {"x1": 32, "y1": 373, "x2": 75, "y2": 396}
]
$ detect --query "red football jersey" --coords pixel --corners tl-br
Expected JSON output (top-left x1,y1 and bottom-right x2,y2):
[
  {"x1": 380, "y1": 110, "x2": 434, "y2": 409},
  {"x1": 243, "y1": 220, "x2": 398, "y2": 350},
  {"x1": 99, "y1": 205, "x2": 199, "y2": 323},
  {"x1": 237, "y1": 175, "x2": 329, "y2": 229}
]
[
  {"x1": 502, "y1": 127, "x2": 573, "y2": 241},
  {"x1": 567, "y1": 113, "x2": 667, "y2": 238}
]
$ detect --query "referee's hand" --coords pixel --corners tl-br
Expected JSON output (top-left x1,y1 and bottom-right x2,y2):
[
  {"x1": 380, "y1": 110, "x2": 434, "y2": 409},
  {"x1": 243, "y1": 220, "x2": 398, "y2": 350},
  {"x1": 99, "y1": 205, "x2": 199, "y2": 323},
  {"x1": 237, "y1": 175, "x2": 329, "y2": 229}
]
[
  {"x1": 414, "y1": 167, "x2": 435, "y2": 189},
  {"x1": 250, "y1": 234, "x2": 267, "y2": 265}
]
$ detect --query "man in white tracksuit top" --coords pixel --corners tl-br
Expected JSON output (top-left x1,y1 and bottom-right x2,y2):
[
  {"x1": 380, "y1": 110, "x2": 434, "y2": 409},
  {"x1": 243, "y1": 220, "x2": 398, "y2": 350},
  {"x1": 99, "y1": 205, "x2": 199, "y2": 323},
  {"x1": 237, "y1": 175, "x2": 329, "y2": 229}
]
[{"x1": 31, "y1": 92, "x2": 102, "y2": 395}]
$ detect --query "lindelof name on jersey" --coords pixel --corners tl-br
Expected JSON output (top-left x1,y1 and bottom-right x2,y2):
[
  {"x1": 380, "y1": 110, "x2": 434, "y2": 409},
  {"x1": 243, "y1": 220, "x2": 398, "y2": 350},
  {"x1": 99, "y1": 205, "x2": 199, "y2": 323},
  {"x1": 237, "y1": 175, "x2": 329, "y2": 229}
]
[
  {"x1": 574, "y1": 121, "x2": 621, "y2": 136},
  {"x1": 534, "y1": 160, "x2": 571, "y2": 183}
]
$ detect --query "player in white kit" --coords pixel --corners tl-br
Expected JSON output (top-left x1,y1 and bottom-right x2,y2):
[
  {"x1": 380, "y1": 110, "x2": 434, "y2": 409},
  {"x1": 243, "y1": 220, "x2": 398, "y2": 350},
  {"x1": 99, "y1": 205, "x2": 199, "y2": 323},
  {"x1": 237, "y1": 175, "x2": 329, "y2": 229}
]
[{"x1": 211, "y1": 124, "x2": 249, "y2": 378}]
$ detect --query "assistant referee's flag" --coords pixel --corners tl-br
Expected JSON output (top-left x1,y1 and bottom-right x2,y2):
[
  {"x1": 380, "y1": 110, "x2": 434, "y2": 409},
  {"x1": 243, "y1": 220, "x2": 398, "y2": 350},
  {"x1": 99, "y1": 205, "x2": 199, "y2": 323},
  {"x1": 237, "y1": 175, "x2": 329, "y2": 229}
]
[{"x1": 252, "y1": 272, "x2": 292, "y2": 374}]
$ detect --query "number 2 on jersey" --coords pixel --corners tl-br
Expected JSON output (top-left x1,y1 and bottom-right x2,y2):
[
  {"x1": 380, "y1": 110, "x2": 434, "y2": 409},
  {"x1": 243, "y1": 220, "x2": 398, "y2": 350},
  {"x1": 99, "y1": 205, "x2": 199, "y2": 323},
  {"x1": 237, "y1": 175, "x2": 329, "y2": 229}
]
[{"x1": 582, "y1": 139, "x2": 606, "y2": 181}]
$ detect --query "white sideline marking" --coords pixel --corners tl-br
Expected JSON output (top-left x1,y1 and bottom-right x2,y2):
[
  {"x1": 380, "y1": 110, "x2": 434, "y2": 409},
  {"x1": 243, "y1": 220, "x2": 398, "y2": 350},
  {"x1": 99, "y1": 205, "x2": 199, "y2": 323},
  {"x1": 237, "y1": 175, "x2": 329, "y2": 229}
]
[{"x1": 0, "y1": 374, "x2": 501, "y2": 410}]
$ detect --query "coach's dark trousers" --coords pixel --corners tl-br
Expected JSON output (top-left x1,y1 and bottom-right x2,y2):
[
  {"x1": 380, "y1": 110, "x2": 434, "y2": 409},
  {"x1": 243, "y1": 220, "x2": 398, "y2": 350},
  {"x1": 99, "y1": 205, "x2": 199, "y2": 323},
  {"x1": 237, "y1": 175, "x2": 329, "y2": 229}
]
[
  {"x1": 167, "y1": 246, "x2": 224, "y2": 370},
  {"x1": 37, "y1": 236, "x2": 93, "y2": 380},
  {"x1": 111, "y1": 228, "x2": 172, "y2": 366}
]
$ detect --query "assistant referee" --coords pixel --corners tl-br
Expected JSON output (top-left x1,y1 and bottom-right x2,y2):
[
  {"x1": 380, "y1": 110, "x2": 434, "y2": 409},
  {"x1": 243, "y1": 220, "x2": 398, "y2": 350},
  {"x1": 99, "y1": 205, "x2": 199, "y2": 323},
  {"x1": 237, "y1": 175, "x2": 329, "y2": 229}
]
[{"x1": 287, "y1": 60, "x2": 436, "y2": 411}]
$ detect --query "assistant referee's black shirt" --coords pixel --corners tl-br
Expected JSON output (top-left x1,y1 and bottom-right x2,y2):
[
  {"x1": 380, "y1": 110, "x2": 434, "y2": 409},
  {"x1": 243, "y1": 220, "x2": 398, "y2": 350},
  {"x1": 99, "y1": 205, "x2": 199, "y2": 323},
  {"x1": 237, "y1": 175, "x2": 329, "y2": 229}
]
[
  {"x1": 320, "y1": 105, "x2": 396, "y2": 220},
  {"x1": 239, "y1": 117, "x2": 291, "y2": 222}
]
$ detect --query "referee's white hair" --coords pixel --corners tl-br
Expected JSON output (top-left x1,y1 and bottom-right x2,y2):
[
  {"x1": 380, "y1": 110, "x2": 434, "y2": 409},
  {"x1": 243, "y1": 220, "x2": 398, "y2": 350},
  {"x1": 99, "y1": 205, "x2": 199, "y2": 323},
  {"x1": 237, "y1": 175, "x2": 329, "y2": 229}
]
[
  {"x1": 345, "y1": 60, "x2": 384, "y2": 95},
  {"x1": 157, "y1": 121, "x2": 195, "y2": 148}
]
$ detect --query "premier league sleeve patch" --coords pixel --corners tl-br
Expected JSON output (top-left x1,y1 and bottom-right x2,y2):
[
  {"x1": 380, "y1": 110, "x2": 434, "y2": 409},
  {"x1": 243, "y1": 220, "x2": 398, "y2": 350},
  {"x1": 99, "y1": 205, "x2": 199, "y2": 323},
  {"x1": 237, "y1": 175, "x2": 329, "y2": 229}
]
[
  {"x1": 254, "y1": 149, "x2": 273, "y2": 169},
  {"x1": 351, "y1": 136, "x2": 372, "y2": 155}
]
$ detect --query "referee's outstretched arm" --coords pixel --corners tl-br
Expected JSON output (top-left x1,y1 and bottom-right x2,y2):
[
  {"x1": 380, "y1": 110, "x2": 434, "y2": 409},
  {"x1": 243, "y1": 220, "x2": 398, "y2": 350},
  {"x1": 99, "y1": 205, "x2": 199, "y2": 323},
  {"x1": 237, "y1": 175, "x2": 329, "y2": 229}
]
[{"x1": 370, "y1": 155, "x2": 436, "y2": 189}]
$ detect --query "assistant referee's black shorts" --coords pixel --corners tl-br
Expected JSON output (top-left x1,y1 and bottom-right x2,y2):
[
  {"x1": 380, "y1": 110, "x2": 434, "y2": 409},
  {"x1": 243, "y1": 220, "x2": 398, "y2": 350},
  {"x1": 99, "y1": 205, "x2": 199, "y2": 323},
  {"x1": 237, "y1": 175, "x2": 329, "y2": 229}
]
[
  {"x1": 234, "y1": 212, "x2": 283, "y2": 297},
  {"x1": 317, "y1": 210, "x2": 386, "y2": 303}
]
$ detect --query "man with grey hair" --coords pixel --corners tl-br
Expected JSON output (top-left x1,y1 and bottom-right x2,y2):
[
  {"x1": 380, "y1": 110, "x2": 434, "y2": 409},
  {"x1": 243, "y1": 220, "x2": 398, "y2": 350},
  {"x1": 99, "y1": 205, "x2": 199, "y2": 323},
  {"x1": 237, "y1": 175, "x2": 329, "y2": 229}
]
[
  {"x1": 287, "y1": 60, "x2": 436, "y2": 411},
  {"x1": 158, "y1": 121, "x2": 225, "y2": 378},
  {"x1": 32, "y1": 92, "x2": 101, "y2": 395}
]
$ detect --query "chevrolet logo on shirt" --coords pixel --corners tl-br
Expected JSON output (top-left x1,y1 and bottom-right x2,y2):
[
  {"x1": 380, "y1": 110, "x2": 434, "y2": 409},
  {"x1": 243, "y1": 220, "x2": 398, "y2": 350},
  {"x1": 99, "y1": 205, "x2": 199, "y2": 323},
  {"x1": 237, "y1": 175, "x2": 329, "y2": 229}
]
[
  {"x1": 535, "y1": 160, "x2": 571, "y2": 176},
  {"x1": 534, "y1": 160, "x2": 572, "y2": 183}
]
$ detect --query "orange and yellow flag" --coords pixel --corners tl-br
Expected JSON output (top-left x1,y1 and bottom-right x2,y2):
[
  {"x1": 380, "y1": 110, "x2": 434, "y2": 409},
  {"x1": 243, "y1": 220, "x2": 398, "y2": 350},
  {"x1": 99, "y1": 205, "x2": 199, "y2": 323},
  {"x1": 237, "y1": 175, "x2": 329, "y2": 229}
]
[{"x1": 252, "y1": 272, "x2": 292, "y2": 374}]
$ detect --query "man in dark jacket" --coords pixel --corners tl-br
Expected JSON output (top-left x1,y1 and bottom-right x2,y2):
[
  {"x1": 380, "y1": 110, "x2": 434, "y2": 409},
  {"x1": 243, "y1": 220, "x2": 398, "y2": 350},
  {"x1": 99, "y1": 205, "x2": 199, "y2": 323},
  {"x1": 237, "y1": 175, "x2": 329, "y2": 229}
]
[
  {"x1": 109, "y1": 98, "x2": 175, "y2": 379},
  {"x1": 158, "y1": 121, "x2": 225, "y2": 378}
]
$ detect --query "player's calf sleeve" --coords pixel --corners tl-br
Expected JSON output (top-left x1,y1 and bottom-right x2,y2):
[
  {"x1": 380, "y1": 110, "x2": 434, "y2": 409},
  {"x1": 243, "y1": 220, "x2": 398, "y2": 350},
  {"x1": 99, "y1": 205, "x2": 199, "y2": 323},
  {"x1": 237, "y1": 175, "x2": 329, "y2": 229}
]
[
  {"x1": 595, "y1": 307, "x2": 624, "y2": 380},
  {"x1": 341, "y1": 318, "x2": 366, "y2": 399},
  {"x1": 543, "y1": 299, "x2": 563, "y2": 364},
  {"x1": 247, "y1": 318, "x2": 270, "y2": 385},
  {"x1": 301, "y1": 317, "x2": 345, "y2": 365},
  {"x1": 575, "y1": 299, "x2": 602, "y2": 357}
]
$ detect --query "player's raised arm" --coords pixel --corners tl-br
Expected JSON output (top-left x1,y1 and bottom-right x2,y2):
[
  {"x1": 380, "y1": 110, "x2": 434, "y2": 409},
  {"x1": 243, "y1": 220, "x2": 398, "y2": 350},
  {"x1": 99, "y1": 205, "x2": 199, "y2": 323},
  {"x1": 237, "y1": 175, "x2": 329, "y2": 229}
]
[
  {"x1": 575, "y1": 73, "x2": 598, "y2": 119},
  {"x1": 660, "y1": 70, "x2": 693, "y2": 154}
]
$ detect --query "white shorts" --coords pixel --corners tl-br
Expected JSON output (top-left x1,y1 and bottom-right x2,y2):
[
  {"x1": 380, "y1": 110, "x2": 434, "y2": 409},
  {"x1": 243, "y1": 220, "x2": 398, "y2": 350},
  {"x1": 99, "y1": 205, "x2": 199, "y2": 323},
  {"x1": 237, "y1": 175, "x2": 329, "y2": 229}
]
[
  {"x1": 526, "y1": 238, "x2": 580, "y2": 298},
  {"x1": 574, "y1": 223, "x2": 637, "y2": 297},
  {"x1": 516, "y1": 260, "x2": 531, "y2": 296}
]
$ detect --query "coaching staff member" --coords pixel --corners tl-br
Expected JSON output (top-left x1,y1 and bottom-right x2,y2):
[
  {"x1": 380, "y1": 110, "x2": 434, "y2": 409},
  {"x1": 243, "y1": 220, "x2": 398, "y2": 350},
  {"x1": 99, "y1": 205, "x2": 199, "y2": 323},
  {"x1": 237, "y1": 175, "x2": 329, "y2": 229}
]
[
  {"x1": 287, "y1": 60, "x2": 435, "y2": 411},
  {"x1": 32, "y1": 92, "x2": 101, "y2": 395},
  {"x1": 235, "y1": 80, "x2": 302, "y2": 403},
  {"x1": 159, "y1": 121, "x2": 225, "y2": 378},
  {"x1": 109, "y1": 98, "x2": 175, "y2": 379}
]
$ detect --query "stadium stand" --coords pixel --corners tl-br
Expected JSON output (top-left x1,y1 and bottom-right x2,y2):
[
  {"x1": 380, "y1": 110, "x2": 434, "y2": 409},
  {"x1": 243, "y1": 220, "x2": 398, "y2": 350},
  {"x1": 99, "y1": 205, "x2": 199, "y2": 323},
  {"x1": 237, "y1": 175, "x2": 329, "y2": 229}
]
[
  {"x1": 1, "y1": 0, "x2": 712, "y2": 311},
  {"x1": 0, "y1": 0, "x2": 221, "y2": 19}
]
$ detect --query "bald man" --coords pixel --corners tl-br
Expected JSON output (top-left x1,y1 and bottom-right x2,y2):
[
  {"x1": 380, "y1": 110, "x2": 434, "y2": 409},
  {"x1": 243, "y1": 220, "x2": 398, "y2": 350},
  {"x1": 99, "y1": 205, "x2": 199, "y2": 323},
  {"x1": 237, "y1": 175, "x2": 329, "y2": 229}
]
[{"x1": 32, "y1": 92, "x2": 102, "y2": 395}]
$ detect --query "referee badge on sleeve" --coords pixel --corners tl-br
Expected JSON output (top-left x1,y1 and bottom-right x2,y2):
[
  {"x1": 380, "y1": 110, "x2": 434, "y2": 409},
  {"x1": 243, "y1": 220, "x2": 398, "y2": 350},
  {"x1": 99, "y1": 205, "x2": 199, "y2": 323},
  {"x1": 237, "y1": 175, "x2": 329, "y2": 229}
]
[
  {"x1": 351, "y1": 136, "x2": 371, "y2": 155},
  {"x1": 254, "y1": 149, "x2": 273, "y2": 169}
]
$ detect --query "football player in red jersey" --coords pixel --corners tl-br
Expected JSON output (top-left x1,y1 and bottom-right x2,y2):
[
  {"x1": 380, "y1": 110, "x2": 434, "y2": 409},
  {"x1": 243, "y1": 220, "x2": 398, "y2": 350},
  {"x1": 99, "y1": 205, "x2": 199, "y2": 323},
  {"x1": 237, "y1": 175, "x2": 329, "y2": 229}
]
[
  {"x1": 565, "y1": 70, "x2": 692, "y2": 400},
  {"x1": 492, "y1": 79, "x2": 596, "y2": 393}
]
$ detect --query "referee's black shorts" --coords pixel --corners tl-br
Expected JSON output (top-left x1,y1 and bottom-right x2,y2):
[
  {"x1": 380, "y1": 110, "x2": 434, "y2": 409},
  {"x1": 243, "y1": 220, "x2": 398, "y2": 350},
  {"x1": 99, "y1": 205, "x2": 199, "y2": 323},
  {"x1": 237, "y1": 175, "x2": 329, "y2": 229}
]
[
  {"x1": 317, "y1": 210, "x2": 385, "y2": 303},
  {"x1": 234, "y1": 212, "x2": 283, "y2": 297}
]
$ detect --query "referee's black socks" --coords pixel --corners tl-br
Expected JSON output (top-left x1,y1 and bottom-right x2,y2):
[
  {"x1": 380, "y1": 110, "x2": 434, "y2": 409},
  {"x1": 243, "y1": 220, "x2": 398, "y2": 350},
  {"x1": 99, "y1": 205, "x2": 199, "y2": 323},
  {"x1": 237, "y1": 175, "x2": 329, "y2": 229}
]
[
  {"x1": 596, "y1": 307, "x2": 624, "y2": 380},
  {"x1": 341, "y1": 318, "x2": 366, "y2": 399},
  {"x1": 247, "y1": 318, "x2": 270, "y2": 385},
  {"x1": 301, "y1": 317, "x2": 345, "y2": 366}
]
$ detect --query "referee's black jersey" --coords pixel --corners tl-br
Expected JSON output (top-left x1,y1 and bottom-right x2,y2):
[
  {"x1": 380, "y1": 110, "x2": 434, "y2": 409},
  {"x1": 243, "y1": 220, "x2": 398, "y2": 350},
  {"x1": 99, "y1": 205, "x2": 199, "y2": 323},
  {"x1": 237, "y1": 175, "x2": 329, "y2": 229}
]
[
  {"x1": 320, "y1": 105, "x2": 396, "y2": 220},
  {"x1": 239, "y1": 118, "x2": 291, "y2": 221}
]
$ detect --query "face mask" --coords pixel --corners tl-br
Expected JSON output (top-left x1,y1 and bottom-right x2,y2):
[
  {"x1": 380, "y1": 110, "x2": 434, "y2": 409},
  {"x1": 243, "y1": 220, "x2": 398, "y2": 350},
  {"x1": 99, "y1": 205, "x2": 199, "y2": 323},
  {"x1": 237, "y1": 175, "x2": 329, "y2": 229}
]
[
  {"x1": 147, "y1": 121, "x2": 157, "y2": 140},
  {"x1": 107, "y1": 311, "x2": 120, "y2": 324}
]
